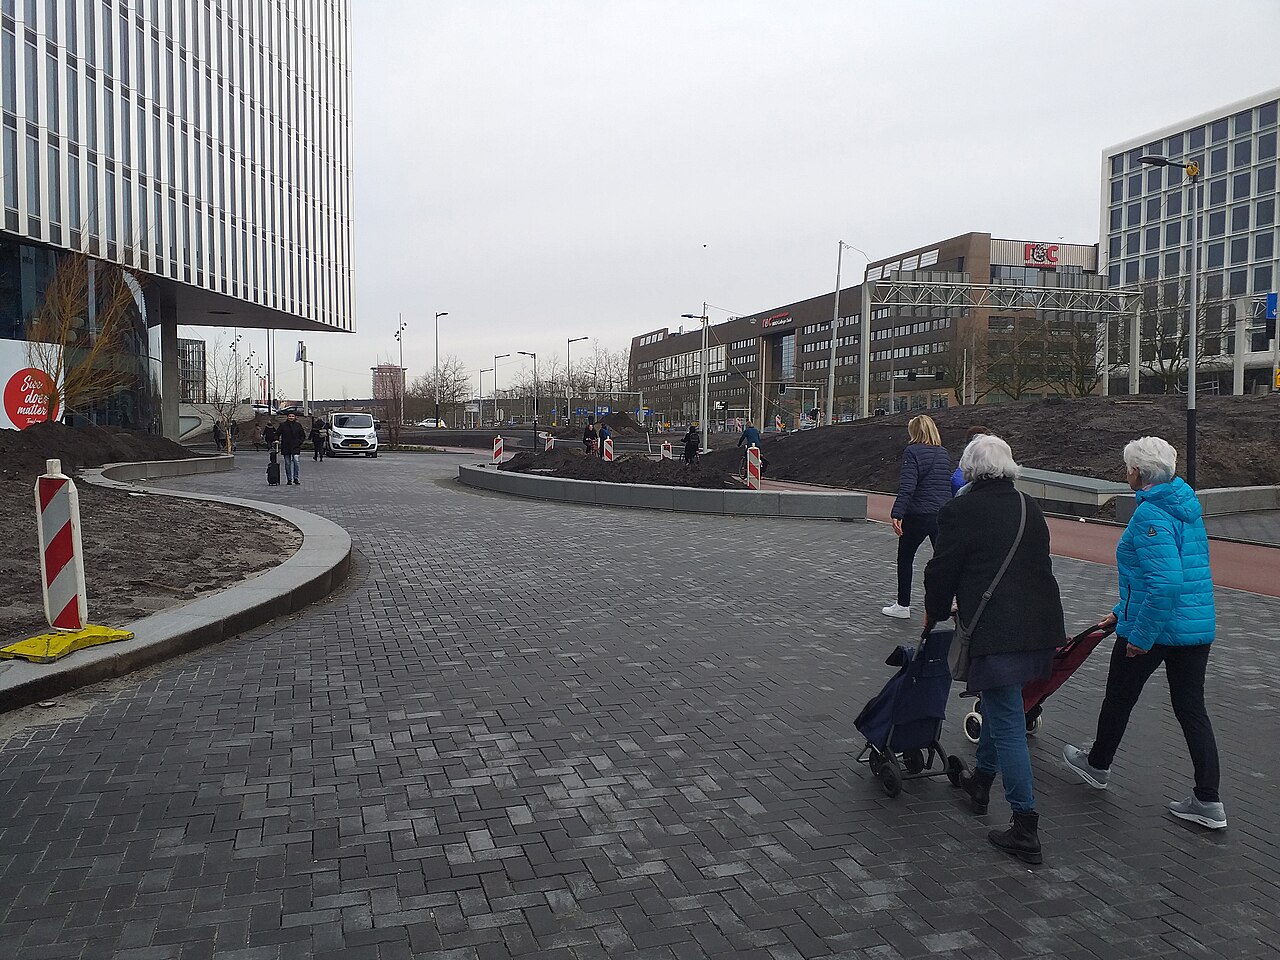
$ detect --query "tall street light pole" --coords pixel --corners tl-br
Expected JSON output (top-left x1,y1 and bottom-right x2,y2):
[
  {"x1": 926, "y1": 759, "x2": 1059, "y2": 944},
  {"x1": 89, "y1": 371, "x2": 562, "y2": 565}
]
[
  {"x1": 434, "y1": 311, "x2": 448, "y2": 425},
  {"x1": 479, "y1": 367, "x2": 492, "y2": 429},
  {"x1": 681, "y1": 304, "x2": 710, "y2": 452},
  {"x1": 1140, "y1": 154, "x2": 1202, "y2": 488},
  {"x1": 518, "y1": 351, "x2": 538, "y2": 441},
  {"x1": 826, "y1": 240, "x2": 870, "y2": 426},
  {"x1": 493, "y1": 354, "x2": 510, "y2": 426},
  {"x1": 567, "y1": 335, "x2": 587, "y2": 427},
  {"x1": 394, "y1": 313, "x2": 407, "y2": 425}
]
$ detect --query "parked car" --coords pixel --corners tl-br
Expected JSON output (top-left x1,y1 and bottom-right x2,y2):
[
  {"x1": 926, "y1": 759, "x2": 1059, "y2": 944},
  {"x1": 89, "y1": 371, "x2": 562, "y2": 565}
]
[
  {"x1": 327, "y1": 412, "x2": 379, "y2": 457},
  {"x1": 415, "y1": 418, "x2": 448, "y2": 428}
]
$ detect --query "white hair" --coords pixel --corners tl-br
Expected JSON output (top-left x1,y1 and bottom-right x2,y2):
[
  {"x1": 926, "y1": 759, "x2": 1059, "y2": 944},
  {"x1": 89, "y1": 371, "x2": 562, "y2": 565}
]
[
  {"x1": 960, "y1": 434, "x2": 1021, "y2": 483},
  {"x1": 1123, "y1": 436, "x2": 1177, "y2": 485}
]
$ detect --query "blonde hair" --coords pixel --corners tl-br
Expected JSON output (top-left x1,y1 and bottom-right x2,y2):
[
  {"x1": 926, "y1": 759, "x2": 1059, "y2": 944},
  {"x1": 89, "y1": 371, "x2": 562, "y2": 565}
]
[{"x1": 907, "y1": 414, "x2": 941, "y2": 447}]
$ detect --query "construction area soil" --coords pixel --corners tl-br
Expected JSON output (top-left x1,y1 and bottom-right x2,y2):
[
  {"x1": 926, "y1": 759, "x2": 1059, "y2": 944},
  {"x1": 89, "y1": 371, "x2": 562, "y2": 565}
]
[
  {"x1": 0, "y1": 424, "x2": 300, "y2": 648},
  {"x1": 500, "y1": 447, "x2": 746, "y2": 489},
  {"x1": 702, "y1": 394, "x2": 1280, "y2": 493}
]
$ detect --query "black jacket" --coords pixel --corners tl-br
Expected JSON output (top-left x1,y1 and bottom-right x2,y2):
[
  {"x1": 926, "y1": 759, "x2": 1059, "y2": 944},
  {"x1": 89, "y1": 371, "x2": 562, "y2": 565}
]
[
  {"x1": 924, "y1": 479, "x2": 1065, "y2": 657},
  {"x1": 278, "y1": 420, "x2": 307, "y2": 455},
  {"x1": 891, "y1": 443, "x2": 953, "y2": 519}
]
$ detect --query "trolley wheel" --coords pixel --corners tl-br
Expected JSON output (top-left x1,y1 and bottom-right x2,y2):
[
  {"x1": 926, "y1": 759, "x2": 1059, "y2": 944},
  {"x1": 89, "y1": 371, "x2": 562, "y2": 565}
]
[
  {"x1": 878, "y1": 762, "x2": 903, "y2": 798},
  {"x1": 1026, "y1": 712, "x2": 1044, "y2": 736},
  {"x1": 945, "y1": 755, "x2": 967, "y2": 788},
  {"x1": 963, "y1": 712, "x2": 983, "y2": 744},
  {"x1": 902, "y1": 748, "x2": 926, "y2": 775},
  {"x1": 867, "y1": 748, "x2": 885, "y2": 775}
]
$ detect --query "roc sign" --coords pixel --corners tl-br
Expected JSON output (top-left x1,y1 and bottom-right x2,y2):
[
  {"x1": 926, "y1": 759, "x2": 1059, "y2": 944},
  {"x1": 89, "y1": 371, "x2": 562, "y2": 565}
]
[{"x1": 1024, "y1": 242, "x2": 1059, "y2": 268}]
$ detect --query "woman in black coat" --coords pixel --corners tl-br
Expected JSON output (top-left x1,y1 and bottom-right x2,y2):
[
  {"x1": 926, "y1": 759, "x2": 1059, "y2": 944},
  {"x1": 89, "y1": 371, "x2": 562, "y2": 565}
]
[
  {"x1": 924, "y1": 434, "x2": 1065, "y2": 864},
  {"x1": 883, "y1": 414, "x2": 952, "y2": 619}
]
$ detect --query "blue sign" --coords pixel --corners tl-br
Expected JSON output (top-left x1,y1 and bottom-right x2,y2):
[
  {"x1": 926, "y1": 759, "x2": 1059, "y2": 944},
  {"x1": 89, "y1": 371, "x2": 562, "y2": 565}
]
[
  {"x1": 595, "y1": 405, "x2": 612, "y2": 415},
  {"x1": 1267, "y1": 292, "x2": 1277, "y2": 320}
]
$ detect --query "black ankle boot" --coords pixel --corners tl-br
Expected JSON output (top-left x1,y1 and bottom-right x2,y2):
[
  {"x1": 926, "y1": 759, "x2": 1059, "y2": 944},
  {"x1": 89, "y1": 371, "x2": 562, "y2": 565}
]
[
  {"x1": 988, "y1": 810, "x2": 1042, "y2": 864},
  {"x1": 960, "y1": 769, "x2": 996, "y2": 814}
]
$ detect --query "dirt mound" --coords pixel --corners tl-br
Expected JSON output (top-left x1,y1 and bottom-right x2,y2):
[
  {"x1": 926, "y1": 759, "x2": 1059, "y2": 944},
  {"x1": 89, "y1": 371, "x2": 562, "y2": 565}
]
[
  {"x1": 701, "y1": 395, "x2": 1280, "y2": 493},
  {"x1": 0, "y1": 423, "x2": 197, "y2": 483},
  {"x1": 500, "y1": 447, "x2": 743, "y2": 489},
  {"x1": 552, "y1": 411, "x2": 645, "y2": 439}
]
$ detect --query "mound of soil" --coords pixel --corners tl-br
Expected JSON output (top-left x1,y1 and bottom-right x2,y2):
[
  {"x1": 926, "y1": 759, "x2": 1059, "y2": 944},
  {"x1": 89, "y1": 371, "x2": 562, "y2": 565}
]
[
  {"x1": 500, "y1": 448, "x2": 743, "y2": 489},
  {"x1": 552, "y1": 411, "x2": 645, "y2": 439},
  {"x1": 702, "y1": 395, "x2": 1280, "y2": 492},
  {"x1": 0, "y1": 425, "x2": 299, "y2": 648}
]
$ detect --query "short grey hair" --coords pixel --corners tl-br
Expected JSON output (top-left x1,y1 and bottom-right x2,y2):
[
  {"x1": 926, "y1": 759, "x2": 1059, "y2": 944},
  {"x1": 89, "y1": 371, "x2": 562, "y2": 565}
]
[
  {"x1": 1123, "y1": 436, "x2": 1177, "y2": 485},
  {"x1": 960, "y1": 434, "x2": 1020, "y2": 483}
]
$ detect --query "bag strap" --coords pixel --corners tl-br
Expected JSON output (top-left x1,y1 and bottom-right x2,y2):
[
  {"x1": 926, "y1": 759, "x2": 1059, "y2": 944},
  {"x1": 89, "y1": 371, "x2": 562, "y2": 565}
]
[{"x1": 959, "y1": 492, "x2": 1027, "y2": 637}]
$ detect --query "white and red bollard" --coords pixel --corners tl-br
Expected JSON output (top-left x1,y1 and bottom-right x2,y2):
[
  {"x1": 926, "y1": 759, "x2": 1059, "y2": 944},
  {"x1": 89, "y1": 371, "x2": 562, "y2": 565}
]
[
  {"x1": 602, "y1": 437, "x2": 615, "y2": 461},
  {"x1": 660, "y1": 441, "x2": 672, "y2": 460},
  {"x1": 35, "y1": 459, "x2": 87, "y2": 631},
  {"x1": 545, "y1": 435, "x2": 554, "y2": 452},
  {"x1": 745, "y1": 444, "x2": 762, "y2": 490},
  {"x1": 492, "y1": 435, "x2": 503, "y2": 463}
]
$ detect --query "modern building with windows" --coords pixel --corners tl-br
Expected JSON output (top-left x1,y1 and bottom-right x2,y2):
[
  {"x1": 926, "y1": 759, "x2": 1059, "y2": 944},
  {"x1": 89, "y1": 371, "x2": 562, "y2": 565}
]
[
  {"x1": 630, "y1": 232, "x2": 1104, "y2": 430},
  {"x1": 1099, "y1": 87, "x2": 1278, "y2": 394},
  {"x1": 0, "y1": 1, "x2": 353, "y2": 436}
]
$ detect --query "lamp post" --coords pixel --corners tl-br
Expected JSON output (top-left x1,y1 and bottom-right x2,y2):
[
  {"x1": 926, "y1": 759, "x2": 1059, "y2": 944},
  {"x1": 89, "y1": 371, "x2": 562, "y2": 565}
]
[
  {"x1": 826, "y1": 241, "x2": 869, "y2": 425},
  {"x1": 681, "y1": 304, "x2": 710, "y2": 452},
  {"x1": 478, "y1": 367, "x2": 492, "y2": 429},
  {"x1": 493, "y1": 353, "x2": 510, "y2": 426},
  {"x1": 567, "y1": 335, "x2": 587, "y2": 427},
  {"x1": 394, "y1": 313, "x2": 407, "y2": 425},
  {"x1": 518, "y1": 351, "x2": 539, "y2": 440},
  {"x1": 434, "y1": 311, "x2": 448, "y2": 425},
  {"x1": 1140, "y1": 155, "x2": 1202, "y2": 488}
]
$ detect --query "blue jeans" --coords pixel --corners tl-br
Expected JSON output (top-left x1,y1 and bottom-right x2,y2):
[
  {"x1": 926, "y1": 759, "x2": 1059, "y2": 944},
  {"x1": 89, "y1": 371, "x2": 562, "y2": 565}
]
[
  {"x1": 283, "y1": 453, "x2": 300, "y2": 483},
  {"x1": 975, "y1": 683, "x2": 1035, "y2": 813}
]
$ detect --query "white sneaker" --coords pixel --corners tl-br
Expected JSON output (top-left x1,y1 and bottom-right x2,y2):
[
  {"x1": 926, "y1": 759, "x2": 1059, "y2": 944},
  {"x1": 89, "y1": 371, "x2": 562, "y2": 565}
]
[
  {"x1": 1168, "y1": 796, "x2": 1227, "y2": 830},
  {"x1": 881, "y1": 603, "x2": 911, "y2": 619}
]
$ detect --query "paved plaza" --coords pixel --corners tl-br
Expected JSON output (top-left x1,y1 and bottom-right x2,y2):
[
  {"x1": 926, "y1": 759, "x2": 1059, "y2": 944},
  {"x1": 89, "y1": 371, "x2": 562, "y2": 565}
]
[{"x1": 1, "y1": 452, "x2": 1278, "y2": 960}]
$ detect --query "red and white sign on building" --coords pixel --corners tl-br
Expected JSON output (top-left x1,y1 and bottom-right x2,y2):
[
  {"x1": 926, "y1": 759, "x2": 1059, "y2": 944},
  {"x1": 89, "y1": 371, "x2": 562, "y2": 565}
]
[
  {"x1": 1, "y1": 340, "x2": 62, "y2": 430},
  {"x1": 35, "y1": 459, "x2": 87, "y2": 631},
  {"x1": 1023, "y1": 242, "x2": 1059, "y2": 268}
]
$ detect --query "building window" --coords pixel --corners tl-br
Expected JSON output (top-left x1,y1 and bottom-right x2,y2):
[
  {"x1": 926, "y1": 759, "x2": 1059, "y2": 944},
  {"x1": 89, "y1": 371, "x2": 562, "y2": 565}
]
[
  {"x1": 1128, "y1": 173, "x2": 1142, "y2": 198},
  {"x1": 1209, "y1": 147, "x2": 1227, "y2": 175},
  {"x1": 1234, "y1": 110, "x2": 1252, "y2": 135},
  {"x1": 1167, "y1": 133, "x2": 1184, "y2": 156},
  {"x1": 1165, "y1": 221, "x2": 1181, "y2": 245},
  {"x1": 1258, "y1": 198, "x2": 1275, "y2": 227},
  {"x1": 1260, "y1": 131, "x2": 1278, "y2": 161},
  {"x1": 2, "y1": 126, "x2": 16, "y2": 210},
  {"x1": 1261, "y1": 101, "x2": 1278, "y2": 127},
  {"x1": 1206, "y1": 242, "x2": 1224, "y2": 268},
  {"x1": 1110, "y1": 180, "x2": 1122, "y2": 203},
  {"x1": 1257, "y1": 232, "x2": 1274, "y2": 261},
  {"x1": 1208, "y1": 178, "x2": 1227, "y2": 206},
  {"x1": 1257, "y1": 164, "x2": 1276, "y2": 195},
  {"x1": 1210, "y1": 118, "x2": 1228, "y2": 143},
  {"x1": 1126, "y1": 202, "x2": 1141, "y2": 227},
  {"x1": 1232, "y1": 171, "x2": 1250, "y2": 200}
]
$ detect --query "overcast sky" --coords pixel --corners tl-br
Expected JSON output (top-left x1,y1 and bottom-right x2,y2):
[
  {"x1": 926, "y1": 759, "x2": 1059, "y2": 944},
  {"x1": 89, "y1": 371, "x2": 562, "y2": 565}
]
[{"x1": 284, "y1": 0, "x2": 1279, "y2": 400}]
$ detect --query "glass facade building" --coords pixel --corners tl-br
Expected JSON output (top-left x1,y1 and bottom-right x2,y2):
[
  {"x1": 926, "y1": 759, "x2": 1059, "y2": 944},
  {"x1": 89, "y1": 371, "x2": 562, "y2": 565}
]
[
  {"x1": 0, "y1": 1, "x2": 353, "y2": 434},
  {"x1": 1100, "y1": 88, "x2": 1279, "y2": 388}
]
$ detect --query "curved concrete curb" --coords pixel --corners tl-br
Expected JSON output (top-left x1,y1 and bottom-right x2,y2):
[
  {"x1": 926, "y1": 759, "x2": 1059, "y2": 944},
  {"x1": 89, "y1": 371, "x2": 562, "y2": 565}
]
[
  {"x1": 459, "y1": 463, "x2": 867, "y2": 520},
  {"x1": 0, "y1": 457, "x2": 352, "y2": 713}
]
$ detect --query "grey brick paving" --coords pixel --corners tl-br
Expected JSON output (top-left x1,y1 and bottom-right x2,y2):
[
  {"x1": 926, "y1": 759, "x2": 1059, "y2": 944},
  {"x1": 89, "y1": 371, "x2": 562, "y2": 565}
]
[{"x1": 1, "y1": 451, "x2": 1278, "y2": 959}]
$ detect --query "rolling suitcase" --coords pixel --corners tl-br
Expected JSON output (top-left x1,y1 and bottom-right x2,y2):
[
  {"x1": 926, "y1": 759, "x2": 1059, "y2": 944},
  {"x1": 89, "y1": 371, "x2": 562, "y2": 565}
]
[{"x1": 267, "y1": 444, "x2": 281, "y2": 486}]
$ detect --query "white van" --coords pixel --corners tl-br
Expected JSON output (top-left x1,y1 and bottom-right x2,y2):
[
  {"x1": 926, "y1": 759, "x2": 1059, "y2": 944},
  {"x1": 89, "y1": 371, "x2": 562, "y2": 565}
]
[{"x1": 327, "y1": 412, "x2": 379, "y2": 457}]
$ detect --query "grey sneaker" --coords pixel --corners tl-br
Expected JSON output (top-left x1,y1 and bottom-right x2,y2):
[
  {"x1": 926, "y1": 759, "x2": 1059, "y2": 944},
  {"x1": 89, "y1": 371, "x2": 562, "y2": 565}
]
[
  {"x1": 1063, "y1": 744, "x2": 1110, "y2": 790},
  {"x1": 1168, "y1": 796, "x2": 1227, "y2": 830}
]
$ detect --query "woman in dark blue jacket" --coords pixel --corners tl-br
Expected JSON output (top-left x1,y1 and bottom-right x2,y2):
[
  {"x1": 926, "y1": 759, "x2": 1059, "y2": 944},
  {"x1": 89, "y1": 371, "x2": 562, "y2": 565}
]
[
  {"x1": 883, "y1": 414, "x2": 952, "y2": 619},
  {"x1": 1063, "y1": 436, "x2": 1225, "y2": 830}
]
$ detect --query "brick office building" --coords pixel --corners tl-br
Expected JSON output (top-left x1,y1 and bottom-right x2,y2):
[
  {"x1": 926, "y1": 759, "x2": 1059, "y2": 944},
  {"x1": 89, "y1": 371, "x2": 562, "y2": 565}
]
[{"x1": 629, "y1": 232, "x2": 1103, "y2": 431}]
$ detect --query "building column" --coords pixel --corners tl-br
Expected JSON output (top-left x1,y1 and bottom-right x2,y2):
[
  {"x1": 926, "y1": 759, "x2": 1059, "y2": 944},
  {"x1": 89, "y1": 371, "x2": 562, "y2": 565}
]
[
  {"x1": 1128, "y1": 301, "x2": 1141, "y2": 395},
  {"x1": 160, "y1": 313, "x2": 180, "y2": 439},
  {"x1": 1233, "y1": 299, "x2": 1247, "y2": 396}
]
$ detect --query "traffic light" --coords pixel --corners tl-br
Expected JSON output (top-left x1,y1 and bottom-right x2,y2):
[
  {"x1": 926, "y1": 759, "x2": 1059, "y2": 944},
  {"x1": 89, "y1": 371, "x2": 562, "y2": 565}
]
[{"x1": 778, "y1": 384, "x2": 787, "y2": 395}]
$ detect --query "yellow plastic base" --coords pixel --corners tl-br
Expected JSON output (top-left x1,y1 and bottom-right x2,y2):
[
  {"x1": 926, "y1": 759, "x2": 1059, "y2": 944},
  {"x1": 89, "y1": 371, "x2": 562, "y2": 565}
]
[{"x1": 0, "y1": 625, "x2": 135, "y2": 663}]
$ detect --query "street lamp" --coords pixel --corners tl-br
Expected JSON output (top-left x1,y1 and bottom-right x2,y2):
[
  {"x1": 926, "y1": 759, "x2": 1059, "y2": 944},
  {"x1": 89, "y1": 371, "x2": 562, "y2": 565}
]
[
  {"x1": 1140, "y1": 154, "x2": 1202, "y2": 488},
  {"x1": 479, "y1": 367, "x2": 492, "y2": 429},
  {"x1": 434, "y1": 311, "x2": 448, "y2": 425},
  {"x1": 493, "y1": 353, "x2": 510, "y2": 426},
  {"x1": 518, "y1": 351, "x2": 539, "y2": 439},
  {"x1": 826, "y1": 240, "x2": 870, "y2": 425},
  {"x1": 567, "y1": 335, "x2": 588, "y2": 426},
  {"x1": 394, "y1": 313, "x2": 407, "y2": 425},
  {"x1": 681, "y1": 304, "x2": 710, "y2": 452}
]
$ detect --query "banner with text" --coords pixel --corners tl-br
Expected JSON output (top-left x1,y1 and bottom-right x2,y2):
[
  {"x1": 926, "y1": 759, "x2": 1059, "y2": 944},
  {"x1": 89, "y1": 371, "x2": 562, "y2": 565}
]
[{"x1": 0, "y1": 339, "x2": 63, "y2": 430}]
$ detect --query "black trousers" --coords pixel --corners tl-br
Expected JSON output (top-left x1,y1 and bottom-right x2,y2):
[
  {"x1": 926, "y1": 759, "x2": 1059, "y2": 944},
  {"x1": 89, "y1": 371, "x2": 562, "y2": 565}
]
[
  {"x1": 1088, "y1": 637, "x2": 1220, "y2": 803},
  {"x1": 896, "y1": 513, "x2": 937, "y2": 607}
]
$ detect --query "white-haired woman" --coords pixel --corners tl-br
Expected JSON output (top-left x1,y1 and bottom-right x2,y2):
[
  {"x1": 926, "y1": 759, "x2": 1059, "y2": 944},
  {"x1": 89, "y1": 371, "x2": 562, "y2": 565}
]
[
  {"x1": 1063, "y1": 436, "x2": 1224, "y2": 829},
  {"x1": 924, "y1": 435, "x2": 1065, "y2": 864}
]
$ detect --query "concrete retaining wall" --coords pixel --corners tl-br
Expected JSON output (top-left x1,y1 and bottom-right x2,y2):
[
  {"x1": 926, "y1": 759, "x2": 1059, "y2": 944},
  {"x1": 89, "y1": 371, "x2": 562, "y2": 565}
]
[
  {"x1": 1114, "y1": 485, "x2": 1280, "y2": 523},
  {"x1": 101, "y1": 453, "x2": 235, "y2": 482},
  {"x1": 459, "y1": 464, "x2": 867, "y2": 520}
]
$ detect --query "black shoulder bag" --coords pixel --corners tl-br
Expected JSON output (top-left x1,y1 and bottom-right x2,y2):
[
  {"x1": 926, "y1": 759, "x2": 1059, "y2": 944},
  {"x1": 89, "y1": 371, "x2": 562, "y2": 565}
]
[{"x1": 947, "y1": 492, "x2": 1027, "y2": 682}]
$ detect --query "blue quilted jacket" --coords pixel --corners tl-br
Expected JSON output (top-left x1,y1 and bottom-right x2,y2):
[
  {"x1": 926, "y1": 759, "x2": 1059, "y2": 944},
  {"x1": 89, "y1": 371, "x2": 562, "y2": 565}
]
[
  {"x1": 891, "y1": 444, "x2": 953, "y2": 519},
  {"x1": 1112, "y1": 477, "x2": 1215, "y2": 650}
]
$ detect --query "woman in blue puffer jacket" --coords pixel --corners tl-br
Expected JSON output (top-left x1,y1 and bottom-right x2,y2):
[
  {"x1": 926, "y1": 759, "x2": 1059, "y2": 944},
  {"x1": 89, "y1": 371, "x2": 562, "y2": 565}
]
[
  {"x1": 882, "y1": 414, "x2": 952, "y2": 619},
  {"x1": 1063, "y1": 436, "x2": 1225, "y2": 830}
]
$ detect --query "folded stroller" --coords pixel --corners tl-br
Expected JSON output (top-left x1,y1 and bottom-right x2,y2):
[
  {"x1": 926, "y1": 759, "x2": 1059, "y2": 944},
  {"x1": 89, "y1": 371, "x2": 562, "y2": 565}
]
[
  {"x1": 961, "y1": 621, "x2": 1116, "y2": 743},
  {"x1": 855, "y1": 626, "x2": 966, "y2": 797}
]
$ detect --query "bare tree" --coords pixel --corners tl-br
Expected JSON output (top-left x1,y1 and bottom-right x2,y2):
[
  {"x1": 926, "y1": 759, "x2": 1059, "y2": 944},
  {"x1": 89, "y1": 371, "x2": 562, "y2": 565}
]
[
  {"x1": 407, "y1": 354, "x2": 470, "y2": 426},
  {"x1": 1130, "y1": 280, "x2": 1232, "y2": 394},
  {"x1": 25, "y1": 254, "x2": 141, "y2": 423},
  {"x1": 1045, "y1": 314, "x2": 1106, "y2": 397},
  {"x1": 982, "y1": 315, "x2": 1048, "y2": 400},
  {"x1": 939, "y1": 323, "x2": 989, "y2": 404},
  {"x1": 205, "y1": 335, "x2": 247, "y2": 452}
]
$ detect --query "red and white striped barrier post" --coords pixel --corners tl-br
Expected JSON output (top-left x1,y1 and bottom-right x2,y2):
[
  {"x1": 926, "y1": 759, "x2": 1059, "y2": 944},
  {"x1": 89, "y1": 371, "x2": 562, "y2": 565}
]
[
  {"x1": 492, "y1": 435, "x2": 503, "y2": 463},
  {"x1": 545, "y1": 435, "x2": 554, "y2": 453},
  {"x1": 660, "y1": 441, "x2": 672, "y2": 460},
  {"x1": 35, "y1": 459, "x2": 87, "y2": 631},
  {"x1": 745, "y1": 444, "x2": 762, "y2": 490},
  {"x1": 602, "y1": 437, "x2": 615, "y2": 461}
]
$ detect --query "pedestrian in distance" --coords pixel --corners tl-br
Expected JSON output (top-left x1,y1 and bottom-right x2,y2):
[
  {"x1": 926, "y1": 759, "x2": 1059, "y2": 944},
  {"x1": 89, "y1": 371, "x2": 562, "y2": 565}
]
[
  {"x1": 681, "y1": 426, "x2": 699, "y2": 464},
  {"x1": 883, "y1": 414, "x2": 952, "y2": 620},
  {"x1": 598, "y1": 421, "x2": 612, "y2": 458},
  {"x1": 310, "y1": 419, "x2": 329, "y2": 461},
  {"x1": 277, "y1": 412, "x2": 307, "y2": 485},
  {"x1": 737, "y1": 421, "x2": 766, "y2": 475},
  {"x1": 1063, "y1": 436, "x2": 1225, "y2": 829},
  {"x1": 263, "y1": 420, "x2": 279, "y2": 449},
  {"x1": 582, "y1": 419, "x2": 598, "y2": 456},
  {"x1": 212, "y1": 420, "x2": 226, "y2": 452},
  {"x1": 951, "y1": 425, "x2": 990, "y2": 495},
  {"x1": 924, "y1": 434, "x2": 1065, "y2": 864}
]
